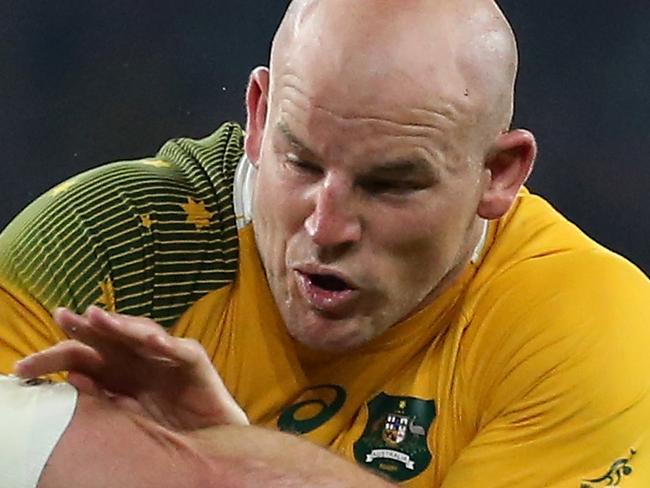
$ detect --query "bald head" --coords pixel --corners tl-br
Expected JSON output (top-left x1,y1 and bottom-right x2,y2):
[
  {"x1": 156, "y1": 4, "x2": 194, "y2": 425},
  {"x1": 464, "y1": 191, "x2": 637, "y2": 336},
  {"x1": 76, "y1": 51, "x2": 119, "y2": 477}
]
[
  {"x1": 270, "y1": 0, "x2": 518, "y2": 139},
  {"x1": 245, "y1": 1, "x2": 537, "y2": 352}
]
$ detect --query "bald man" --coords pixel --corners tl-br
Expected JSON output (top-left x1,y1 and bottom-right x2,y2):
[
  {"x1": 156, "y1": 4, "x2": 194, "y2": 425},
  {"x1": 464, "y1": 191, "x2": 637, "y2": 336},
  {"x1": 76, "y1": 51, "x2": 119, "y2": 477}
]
[{"x1": 1, "y1": 1, "x2": 649, "y2": 487}]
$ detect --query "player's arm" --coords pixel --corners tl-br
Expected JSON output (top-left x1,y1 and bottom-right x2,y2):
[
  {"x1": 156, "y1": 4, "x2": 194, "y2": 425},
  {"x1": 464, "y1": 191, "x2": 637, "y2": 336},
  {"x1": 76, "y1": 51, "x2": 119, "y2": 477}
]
[
  {"x1": 0, "y1": 375, "x2": 393, "y2": 488},
  {"x1": 37, "y1": 387, "x2": 221, "y2": 488},
  {"x1": 0, "y1": 374, "x2": 245, "y2": 488},
  {"x1": 0, "y1": 374, "x2": 212, "y2": 488},
  {"x1": 46, "y1": 392, "x2": 394, "y2": 488},
  {"x1": 14, "y1": 308, "x2": 396, "y2": 488},
  {"x1": 442, "y1": 255, "x2": 650, "y2": 487},
  {"x1": 187, "y1": 423, "x2": 396, "y2": 488},
  {"x1": 49, "y1": 400, "x2": 394, "y2": 488}
]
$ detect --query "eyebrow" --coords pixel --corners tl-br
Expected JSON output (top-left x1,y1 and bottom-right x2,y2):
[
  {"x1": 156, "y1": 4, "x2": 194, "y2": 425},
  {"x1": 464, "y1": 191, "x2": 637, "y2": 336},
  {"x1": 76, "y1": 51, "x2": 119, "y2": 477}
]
[
  {"x1": 277, "y1": 120, "x2": 316, "y2": 156},
  {"x1": 277, "y1": 120, "x2": 438, "y2": 180},
  {"x1": 365, "y1": 159, "x2": 438, "y2": 181}
]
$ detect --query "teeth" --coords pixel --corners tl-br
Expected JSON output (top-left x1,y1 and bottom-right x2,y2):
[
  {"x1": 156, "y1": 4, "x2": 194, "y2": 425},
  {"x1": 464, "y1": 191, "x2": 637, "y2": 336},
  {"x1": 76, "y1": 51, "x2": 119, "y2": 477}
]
[{"x1": 310, "y1": 274, "x2": 349, "y2": 292}]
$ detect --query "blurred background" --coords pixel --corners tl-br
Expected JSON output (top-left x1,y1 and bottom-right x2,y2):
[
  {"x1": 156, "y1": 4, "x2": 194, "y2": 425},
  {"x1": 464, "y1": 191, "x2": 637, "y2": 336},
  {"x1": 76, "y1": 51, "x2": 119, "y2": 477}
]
[{"x1": 1, "y1": 1, "x2": 648, "y2": 272}]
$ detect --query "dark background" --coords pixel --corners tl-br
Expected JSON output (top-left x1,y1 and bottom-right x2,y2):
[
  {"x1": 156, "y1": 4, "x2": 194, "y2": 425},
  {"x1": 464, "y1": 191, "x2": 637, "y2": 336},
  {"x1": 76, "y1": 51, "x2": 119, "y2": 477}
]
[{"x1": 1, "y1": 1, "x2": 648, "y2": 273}]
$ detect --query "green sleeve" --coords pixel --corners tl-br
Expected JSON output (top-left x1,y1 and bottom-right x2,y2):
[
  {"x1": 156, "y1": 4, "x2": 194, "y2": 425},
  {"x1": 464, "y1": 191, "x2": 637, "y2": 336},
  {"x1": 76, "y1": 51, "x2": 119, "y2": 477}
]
[{"x1": 0, "y1": 122, "x2": 244, "y2": 328}]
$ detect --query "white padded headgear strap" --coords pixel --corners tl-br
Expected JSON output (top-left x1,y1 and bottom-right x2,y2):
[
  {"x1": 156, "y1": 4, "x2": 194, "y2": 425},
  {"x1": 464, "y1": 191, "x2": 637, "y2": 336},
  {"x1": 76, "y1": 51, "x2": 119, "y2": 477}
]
[{"x1": 233, "y1": 155, "x2": 257, "y2": 229}]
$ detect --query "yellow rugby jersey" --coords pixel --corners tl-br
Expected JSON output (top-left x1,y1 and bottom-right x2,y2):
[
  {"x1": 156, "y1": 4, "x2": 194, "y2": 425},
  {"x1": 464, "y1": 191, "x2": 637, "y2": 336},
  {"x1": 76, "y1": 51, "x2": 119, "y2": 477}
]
[
  {"x1": 171, "y1": 197, "x2": 650, "y2": 488},
  {"x1": 0, "y1": 120, "x2": 649, "y2": 486}
]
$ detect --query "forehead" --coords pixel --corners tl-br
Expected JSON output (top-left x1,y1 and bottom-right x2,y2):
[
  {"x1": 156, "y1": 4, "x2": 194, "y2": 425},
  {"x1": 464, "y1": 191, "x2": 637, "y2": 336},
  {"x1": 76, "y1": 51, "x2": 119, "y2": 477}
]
[
  {"x1": 269, "y1": 66, "x2": 474, "y2": 170},
  {"x1": 274, "y1": 32, "x2": 466, "y2": 113},
  {"x1": 269, "y1": 35, "x2": 480, "y2": 159}
]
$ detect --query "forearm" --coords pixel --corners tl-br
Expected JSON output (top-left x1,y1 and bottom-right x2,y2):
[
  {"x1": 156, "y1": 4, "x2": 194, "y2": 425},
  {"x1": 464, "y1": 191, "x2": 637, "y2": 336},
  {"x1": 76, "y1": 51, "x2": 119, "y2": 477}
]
[
  {"x1": 40, "y1": 394, "x2": 392, "y2": 488},
  {"x1": 189, "y1": 425, "x2": 396, "y2": 488}
]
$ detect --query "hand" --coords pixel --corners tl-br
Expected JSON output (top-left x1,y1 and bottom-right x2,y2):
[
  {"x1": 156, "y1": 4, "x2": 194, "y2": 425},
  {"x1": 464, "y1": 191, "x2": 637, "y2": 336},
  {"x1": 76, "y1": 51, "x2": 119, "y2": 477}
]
[{"x1": 14, "y1": 306, "x2": 248, "y2": 430}]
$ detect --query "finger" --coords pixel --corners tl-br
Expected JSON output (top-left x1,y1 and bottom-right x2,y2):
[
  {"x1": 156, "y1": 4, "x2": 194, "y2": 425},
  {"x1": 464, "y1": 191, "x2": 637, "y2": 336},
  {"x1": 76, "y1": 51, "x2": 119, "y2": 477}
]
[
  {"x1": 112, "y1": 310, "x2": 166, "y2": 334},
  {"x1": 57, "y1": 306, "x2": 160, "y2": 363},
  {"x1": 54, "y1": 307, "x2": 129, "y2": 359},
  {"x1": 86, "y1": 305, "x2": 165, "y2": 335},
  {"x1": 14, "y1": 340, "x2": 104, "y2": 379},
  {"x1": 152, "y1": 337, "x2": 249, "y2": 425},
  {"x1": 53, "y1": 307, "x2": 92, "y2": 340},
  {"x1": 84, "y1": 306, "x2": 174, "y2": 360},
  {"x1": 144, "y1": 335, "x2": 205, "y2": 368}
]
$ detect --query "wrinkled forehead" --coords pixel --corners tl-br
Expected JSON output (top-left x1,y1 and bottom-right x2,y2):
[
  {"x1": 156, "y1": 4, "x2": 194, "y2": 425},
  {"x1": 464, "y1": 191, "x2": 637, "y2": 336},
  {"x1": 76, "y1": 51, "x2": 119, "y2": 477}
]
[
  {"x1": 268, "y1": 27, "x2": 474, "y2": 170},
  {"x1": 271, "y1": 68, "x2": 468, "y2": 135}
]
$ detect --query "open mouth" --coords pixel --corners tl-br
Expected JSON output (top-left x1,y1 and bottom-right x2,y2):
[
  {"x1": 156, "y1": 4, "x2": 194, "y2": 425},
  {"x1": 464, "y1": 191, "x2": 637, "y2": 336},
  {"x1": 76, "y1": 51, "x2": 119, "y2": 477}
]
[
  {"x1": 295, "y1": 270, "x2": 359, "y2": 313},
  {"x1": 307, "y1": 273, "x2": 353, "y2": 292}
]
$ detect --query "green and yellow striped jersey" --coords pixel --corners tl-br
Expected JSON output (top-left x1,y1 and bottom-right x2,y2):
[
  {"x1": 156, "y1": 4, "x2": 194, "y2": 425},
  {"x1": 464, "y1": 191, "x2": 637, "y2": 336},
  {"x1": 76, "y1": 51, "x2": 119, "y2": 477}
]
[{"x1": 0, "y1": 122, "x2": 244, "y2": 329}]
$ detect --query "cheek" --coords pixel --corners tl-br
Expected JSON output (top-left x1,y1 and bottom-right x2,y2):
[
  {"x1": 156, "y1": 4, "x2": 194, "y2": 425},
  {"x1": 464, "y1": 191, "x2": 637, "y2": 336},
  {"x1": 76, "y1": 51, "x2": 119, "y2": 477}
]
[
  {"x1": 369, "y1": 200, "x2": 469, "y2": 284},
  {"x1": 253, "y1": 166, "x2": 311, "y2": 275},
  {"x1": 256, "y1": 161, "x2": 310, "y2": 229}
]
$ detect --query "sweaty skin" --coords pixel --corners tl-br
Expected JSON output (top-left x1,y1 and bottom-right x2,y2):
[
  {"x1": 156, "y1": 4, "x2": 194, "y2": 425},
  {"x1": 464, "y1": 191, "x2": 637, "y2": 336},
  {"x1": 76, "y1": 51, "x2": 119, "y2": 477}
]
[{"x1": 245, "y1": 0, "x2": 535, "y2": 352}]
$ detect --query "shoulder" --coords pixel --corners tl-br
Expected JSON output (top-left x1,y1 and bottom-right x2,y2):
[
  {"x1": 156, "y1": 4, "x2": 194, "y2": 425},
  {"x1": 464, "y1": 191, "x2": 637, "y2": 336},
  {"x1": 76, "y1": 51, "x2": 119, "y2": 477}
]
[
  {"x1": 460, "y1": 191, "x2": 650, "y2": 419},
  {"x1": 0, "y1": 122, "x2": 245, "y2": 327},
  {"x1": 447, "y1": 191, "x2": 650, "y2": 486},
  {"x1": 470, "y1": 189, "x2": 649, "y2": 321},
  {"x1": 0, "y1": 122, "x2": 245, "y2": 256}
]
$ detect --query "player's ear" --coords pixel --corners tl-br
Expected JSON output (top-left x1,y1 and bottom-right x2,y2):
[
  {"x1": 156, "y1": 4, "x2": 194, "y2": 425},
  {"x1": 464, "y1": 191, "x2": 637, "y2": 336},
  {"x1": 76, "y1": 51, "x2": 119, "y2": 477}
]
[
  {"x1": 244, "y1": 66, "x2": 270, "y2": 166},
  {"x1": 477, "y1": 129, "x2": 537, "y2": 219}
]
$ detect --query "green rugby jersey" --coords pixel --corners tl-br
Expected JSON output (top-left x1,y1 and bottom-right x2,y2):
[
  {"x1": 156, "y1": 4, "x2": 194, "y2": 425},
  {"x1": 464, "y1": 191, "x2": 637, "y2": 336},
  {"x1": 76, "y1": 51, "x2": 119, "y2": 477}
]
[{"x1": 0, "y1": 122, "x2": 244, "y2": 328}]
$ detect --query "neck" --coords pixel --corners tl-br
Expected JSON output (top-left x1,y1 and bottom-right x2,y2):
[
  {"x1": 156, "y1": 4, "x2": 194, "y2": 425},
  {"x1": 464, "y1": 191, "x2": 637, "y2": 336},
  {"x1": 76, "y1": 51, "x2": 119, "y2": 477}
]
[{"x1": 414, "y1": 217, "x2": 488, "y2": 315}]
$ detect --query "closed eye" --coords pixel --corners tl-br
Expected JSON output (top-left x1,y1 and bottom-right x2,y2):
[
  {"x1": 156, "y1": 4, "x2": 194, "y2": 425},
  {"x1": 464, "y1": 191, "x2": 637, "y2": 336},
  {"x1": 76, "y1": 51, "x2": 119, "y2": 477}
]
[
  {"x1": 358, "y1": 158, "x2": 437, "y2": 196},
  {"x1": 285, "y1": 155, "x2": 323, "y2": 177},
  {"x1": 359, "y1": 178, "x2": 430, "y2": 196}
]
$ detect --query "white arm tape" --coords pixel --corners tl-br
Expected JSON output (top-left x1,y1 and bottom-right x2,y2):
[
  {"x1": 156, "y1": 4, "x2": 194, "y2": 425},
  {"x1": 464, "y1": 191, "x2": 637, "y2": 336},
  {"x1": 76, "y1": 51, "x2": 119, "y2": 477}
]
[{"x1": 0, "y1": 375, "x2": 78, "y2": 488}]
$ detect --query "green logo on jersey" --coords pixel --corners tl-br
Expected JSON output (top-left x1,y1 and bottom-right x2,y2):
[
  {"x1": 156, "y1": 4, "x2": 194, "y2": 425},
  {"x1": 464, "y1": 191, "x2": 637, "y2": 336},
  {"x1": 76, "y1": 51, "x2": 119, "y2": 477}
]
[
  {"x1": 353, "y1": 393, "x2": 436, "y2": 482},
  {"x1": 580, "y1": 449, "x2": 636, "y2": 487},
  {"x1": 277, "y1": 384, "x2": 347, "y2": 434}
]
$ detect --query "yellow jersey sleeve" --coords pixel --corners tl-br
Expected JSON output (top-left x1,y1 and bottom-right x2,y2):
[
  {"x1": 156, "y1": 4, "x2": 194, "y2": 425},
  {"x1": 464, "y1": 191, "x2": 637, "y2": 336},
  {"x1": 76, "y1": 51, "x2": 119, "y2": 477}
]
[
  {"x1": 0, "y1": 283, "x2": 67, "y2": 375},
  {"x1": 444, "y1": 249, "x2": 650, "y2": 487}
]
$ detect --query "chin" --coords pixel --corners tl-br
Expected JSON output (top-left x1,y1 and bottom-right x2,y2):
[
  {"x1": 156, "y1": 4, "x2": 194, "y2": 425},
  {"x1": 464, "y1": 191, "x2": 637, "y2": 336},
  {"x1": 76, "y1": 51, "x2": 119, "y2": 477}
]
[{"x1": 286, "y1": 312, "x2": 376, "y2": 353}]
